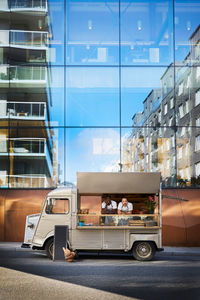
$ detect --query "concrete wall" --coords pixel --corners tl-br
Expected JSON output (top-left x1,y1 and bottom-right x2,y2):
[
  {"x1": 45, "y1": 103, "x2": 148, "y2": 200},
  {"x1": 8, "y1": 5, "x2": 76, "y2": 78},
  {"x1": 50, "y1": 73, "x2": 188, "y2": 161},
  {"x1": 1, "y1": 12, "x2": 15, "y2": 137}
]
[{"x1": 0, "y1": 189, "x2": 199, "y2": 246}]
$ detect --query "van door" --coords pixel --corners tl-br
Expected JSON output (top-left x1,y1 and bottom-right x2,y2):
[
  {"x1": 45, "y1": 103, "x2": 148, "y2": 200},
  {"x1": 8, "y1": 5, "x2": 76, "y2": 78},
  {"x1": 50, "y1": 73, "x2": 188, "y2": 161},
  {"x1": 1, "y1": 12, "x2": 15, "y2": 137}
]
[{"x1": 33, "y1": 197, "x2": 71, "y2": 243}]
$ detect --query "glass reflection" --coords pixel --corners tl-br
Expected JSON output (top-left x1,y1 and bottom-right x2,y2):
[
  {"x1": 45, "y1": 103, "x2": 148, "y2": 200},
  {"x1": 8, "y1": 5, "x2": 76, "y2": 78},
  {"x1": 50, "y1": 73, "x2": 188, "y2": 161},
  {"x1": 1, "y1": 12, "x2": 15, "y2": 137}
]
[
  {"x1": 0, "y1": 128, "x2": 9, "y2": 188},
  {"x1": 122, "y1": 127, "x2": 176, "y2": 187},
  {"x1": 66, "y1": 128, "x2": 120, "y2": 184},
  {"x1": 6, "y1": 127, "x2": 64, "y2": 188},
  {"x1": 176, "y1": 126, "x2": 200, "y2": 187},
  {"x1": 175, "y1": 0, "x2": 200, "y2": 65},
  {"x1": 121, "y1": 67, "x2": 174, "y2": 126},
  {"x1": 175, "y1": 66, "x2": 200, "y2": 127},
  {"x1": 66, "y1": 67, "x2": 119, "y2": 126},
  {"x1": 66, "y1": 0, "x2": 119, "y2": 65},
  {"x1": 121, "y1": 0, "x2": 173, "y2": 65}
]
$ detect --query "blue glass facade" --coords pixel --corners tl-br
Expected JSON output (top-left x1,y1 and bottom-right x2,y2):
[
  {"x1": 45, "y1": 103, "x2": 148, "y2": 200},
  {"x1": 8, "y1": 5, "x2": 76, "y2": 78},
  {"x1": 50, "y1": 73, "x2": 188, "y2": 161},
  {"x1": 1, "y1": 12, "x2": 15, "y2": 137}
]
[{"x1": 0, "y1": 0, "x2": 200, "y2": 187}]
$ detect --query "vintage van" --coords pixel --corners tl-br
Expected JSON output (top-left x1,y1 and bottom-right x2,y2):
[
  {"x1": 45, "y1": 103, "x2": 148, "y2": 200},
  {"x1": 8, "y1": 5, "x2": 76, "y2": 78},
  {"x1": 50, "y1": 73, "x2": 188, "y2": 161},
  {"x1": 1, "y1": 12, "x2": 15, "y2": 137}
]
[{"x1": 22, "y1": 172, "x2": 163, "y2": 261}]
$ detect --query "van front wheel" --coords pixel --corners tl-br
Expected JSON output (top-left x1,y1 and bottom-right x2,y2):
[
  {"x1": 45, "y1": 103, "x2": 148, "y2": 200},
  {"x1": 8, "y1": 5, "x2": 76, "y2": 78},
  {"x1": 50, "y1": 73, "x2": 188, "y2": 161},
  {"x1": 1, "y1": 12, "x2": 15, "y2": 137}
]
[
  {"x1": 132, "y1": 241, "x2": 156, "y2": 261},
  {"x1": 45, "y1": 238, "x2": 54, "y2": 259}
]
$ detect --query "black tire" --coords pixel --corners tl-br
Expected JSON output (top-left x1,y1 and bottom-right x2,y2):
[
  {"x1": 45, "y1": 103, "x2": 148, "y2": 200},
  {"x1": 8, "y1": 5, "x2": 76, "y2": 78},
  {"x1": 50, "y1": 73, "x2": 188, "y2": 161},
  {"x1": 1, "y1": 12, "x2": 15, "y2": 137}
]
[
  {"x1": 132, "y1": 241, "x2": 156, "y2": 261},
  {"x1": 45, "y1": 238, "x2": 54, "y2": 259}
]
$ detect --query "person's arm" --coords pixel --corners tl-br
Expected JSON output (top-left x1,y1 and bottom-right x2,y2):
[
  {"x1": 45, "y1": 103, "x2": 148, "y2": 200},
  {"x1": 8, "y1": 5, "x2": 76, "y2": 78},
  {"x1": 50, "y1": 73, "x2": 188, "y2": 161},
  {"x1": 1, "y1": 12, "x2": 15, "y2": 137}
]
[
  {"x1": 126, "y1": 202, "x2": 133, "y2": 214},
  {"x1": 101, "y1": 207, "x2": 108, "y2": 214},
  {"x1": 117, "y1": 202, "x2": 122, "y2": 214}
]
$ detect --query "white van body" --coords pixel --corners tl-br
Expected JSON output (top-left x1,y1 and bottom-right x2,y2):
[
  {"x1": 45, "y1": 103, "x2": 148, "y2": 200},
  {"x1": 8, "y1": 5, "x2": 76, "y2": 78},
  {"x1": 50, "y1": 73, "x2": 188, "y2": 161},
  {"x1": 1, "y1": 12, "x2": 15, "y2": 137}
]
[{"x1": 23, "y1": 172, "x2": 163, "y2": 261}]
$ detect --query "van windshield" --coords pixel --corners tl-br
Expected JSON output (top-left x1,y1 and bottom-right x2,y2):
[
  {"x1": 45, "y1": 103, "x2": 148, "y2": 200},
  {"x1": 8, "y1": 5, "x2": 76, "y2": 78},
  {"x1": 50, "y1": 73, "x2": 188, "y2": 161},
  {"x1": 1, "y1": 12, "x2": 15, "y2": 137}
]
[{"x1": 45, "y1": 198, "x2": 69, "y2": 214}]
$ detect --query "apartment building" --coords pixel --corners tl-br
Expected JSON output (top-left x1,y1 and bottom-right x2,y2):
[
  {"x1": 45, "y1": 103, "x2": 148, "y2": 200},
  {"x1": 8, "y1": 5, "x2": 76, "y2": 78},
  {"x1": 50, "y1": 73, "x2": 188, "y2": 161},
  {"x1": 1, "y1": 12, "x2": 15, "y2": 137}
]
[
  {"x1": 0, "y1": 0, "x2": 56, "y2": 188},
  {"x1": 123, "y1": 25, "x2": 200, "y2": 187}
]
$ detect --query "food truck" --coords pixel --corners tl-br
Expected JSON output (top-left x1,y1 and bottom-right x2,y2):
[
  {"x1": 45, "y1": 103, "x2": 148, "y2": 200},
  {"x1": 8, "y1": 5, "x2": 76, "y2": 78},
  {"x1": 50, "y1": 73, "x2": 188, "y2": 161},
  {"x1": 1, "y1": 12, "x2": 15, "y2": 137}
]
[{"x1": 22, "y1": 172, "x2": 163, "y2": 261}]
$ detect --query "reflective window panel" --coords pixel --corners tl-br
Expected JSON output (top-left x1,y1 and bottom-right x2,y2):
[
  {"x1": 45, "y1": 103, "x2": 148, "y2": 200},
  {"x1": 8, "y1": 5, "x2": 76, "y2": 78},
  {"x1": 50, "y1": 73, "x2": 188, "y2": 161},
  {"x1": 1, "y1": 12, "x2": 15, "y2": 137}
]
[
  {"x1": 175, "y1": 0, "x2": 200, "y2": 65},
  {"x1": 66, "y1": 67, "x2": 119, "y2": 126},
  {"x1": 66, "y1": 128, "x2": 120, "y2": 184},
  {"x1": 121, "y1": 66, "x2": 174, "y2": 126},
  {"x1": 176, "y1": 126, "x2": 200, "y2": 187},
  {"x1": 0, "y1": 128, "x2": 9, "y2": 188},
  {"x1": 0, "y1": 66, "x2": 64, "y2": 126},
  {"x1": 122, "y1": 127, "x2": 176, "y2": 187},
  {"x1": 175, "y1": 66, "x2": 200, "y2": 127},
  {"x1": 66, "y1": 0, "x2": 119, "y2": 65},
  {"x1": 7, "y1": 127, "x2": 64, "y2": 188},
  {"x1": 9, "y1": 0, "x2": 64, "y2": 65},
  {"x1": 121, "y1": 0, "x2": 173, "y2": 66}
]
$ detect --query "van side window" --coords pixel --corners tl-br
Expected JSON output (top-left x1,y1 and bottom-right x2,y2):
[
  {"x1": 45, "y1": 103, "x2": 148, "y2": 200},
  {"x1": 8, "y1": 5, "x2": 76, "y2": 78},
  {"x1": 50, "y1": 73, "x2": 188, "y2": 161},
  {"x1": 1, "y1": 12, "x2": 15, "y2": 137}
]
[{"x1": 45, "y1": 198, "x2": 69, "y2": 214}]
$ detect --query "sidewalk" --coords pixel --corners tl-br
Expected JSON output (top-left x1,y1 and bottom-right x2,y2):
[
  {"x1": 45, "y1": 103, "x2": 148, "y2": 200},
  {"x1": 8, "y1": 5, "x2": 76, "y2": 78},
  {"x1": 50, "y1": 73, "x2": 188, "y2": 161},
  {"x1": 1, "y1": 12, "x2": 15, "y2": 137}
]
[
  {"x1": 0, "y1": 242, "x2": 200, "y2": 256},
  {"x1": 162, "y1": 246, "x2": 200, "y2": 257}
]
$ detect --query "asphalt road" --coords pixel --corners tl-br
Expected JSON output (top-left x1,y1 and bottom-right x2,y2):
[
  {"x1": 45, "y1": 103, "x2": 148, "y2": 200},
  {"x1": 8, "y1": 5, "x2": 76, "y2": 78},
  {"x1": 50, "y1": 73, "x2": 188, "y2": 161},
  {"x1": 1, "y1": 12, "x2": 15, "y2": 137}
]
[{"x1": 0, "y1": 244, "x2": 200, "y2": 300}]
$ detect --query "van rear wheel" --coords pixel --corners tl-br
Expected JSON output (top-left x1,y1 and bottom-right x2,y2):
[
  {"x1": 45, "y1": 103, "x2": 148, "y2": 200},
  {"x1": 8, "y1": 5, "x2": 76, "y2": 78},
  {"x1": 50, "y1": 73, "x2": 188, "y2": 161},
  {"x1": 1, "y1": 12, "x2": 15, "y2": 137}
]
[
  {"x1": 132, "y1": 241, "x2": 156, "y2": 261},
  {"x1": 45, "y1": 238, "x2": 54, "y2": 259}
]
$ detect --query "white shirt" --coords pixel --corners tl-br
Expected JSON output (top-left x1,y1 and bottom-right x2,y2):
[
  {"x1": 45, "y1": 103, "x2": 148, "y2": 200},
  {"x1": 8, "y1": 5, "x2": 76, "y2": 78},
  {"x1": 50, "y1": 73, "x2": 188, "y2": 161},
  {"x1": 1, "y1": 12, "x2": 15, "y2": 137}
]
[
  {"x1": 118, "y1": 202, "x2": 133, "y2": 212},
  {"x1": 102, "y1": 200, "x2": 117, "y2": 210}
]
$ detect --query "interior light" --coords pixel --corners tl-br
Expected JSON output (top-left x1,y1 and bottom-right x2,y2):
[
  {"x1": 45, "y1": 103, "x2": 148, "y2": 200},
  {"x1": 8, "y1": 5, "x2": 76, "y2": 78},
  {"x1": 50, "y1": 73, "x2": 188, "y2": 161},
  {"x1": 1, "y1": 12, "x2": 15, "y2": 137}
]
[
  {"x1": 137, "y1": 20, "x2": 142, "y2": 31},
  {"x1": 186, "y1": 21, "x2": 191, "y2": 31},
  {"x1": 88, "y1": 20, "x2": 92, "y2": 30},
  {"x1": 38, "y1": 19, "x2": 42, "y2": 30}
]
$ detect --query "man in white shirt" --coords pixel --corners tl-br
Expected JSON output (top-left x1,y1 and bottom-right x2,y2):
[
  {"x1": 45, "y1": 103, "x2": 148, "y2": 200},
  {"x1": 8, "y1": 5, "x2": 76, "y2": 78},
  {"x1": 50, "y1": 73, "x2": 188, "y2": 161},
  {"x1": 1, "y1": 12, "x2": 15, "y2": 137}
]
[
  {"x1": 118, "y1": 198, "x2": 133, "y2": 215},
  {"x1": 101, "y1": 196, "x2": 117, "y2": 214}
]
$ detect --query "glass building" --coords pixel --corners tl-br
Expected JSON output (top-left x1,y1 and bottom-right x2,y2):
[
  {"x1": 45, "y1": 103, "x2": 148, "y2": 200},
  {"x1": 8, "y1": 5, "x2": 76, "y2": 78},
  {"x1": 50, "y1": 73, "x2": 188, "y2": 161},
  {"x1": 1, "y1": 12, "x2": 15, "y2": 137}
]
[{"x1": 0, "y1": 0, "x2": 200, "y2": 188}]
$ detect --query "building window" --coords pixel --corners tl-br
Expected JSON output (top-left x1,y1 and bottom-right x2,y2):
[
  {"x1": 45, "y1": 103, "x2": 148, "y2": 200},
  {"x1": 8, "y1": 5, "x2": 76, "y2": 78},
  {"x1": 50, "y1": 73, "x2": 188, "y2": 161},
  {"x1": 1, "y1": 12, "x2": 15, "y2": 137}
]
[
  {"x1": 196, "y1": 116, "x2": 200, "y2": 126},
  {"x1": 170, "y1": 97, "x2": 174, "y2": 109},
  {"x1": 185, "y1": 99, "x2": 189, "y2": 114},
  {"x1": 185, "y1": 142, "x2": 189, "y2": 155},
  {"x1": 171, "y1": 135, "x2": 175, "y2": 148},
  {"x1": 169, "y1": 116, "x2": 173, "y2": 126},
  {"x1": 185, "y1": 167, "x2": 190, "y2": 180},
  {"x1": 164, "y1": 103, "x2": 168, "y2": 115},
  {"x1": 158, "y1": 110, "x2": 161, "y2": 122},
  {"x1": 195, "y1": 42, "x2": 200, "y2": 59},
  {"x1": 166, "y1": 139, "x2": 170, "y2": 151},
  {"x1": 178, "y1": 82, "x2": 184, "y2": 96},
  {"x1": 195, "y1": 135, "x2": 200, "y2": 152},
  {"x1": 179, "y1": 104, "x2": 184, "y2": 118},
  {"x1": 195, "y1": 162, "x2": 200, "y2": 177},
  {"x1": 177, "y1": 146, "x2": 183, "y2": 159},
  {"x1": 195, "y1": 89, "x2": 200, "y2": 106},
  {"x1": 166, "y1": 159, "x2": 170, "y2": 170},
  {"x1": 196, "y1": 67, "x2": 200, "y2": 79}
]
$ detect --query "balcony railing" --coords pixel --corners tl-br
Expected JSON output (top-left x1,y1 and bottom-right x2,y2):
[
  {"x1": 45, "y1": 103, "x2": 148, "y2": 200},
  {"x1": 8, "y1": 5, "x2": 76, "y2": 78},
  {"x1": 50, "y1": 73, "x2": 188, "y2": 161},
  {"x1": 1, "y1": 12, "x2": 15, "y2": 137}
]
[
  {"x1": 0, "y1": 65, "x2": 9, "y2": 81},
  {"x1": 10, "y1": 30, "x2": 48, "y2": 49},
  {"x1": 0, "y1": 65, "x2": 47, "y2": 82},
  {"x1": 0, "y1": 101, "x2": 46, "y2": 120},
  {"x1": 10, "y1": 138, "x2": 45, "y2": 154},
  {"x1": 0, "y1": 30, "x2": 9, "y2": 46},
  {"x1": 10, "y1": 66, "x2": 47, "y2": 81},
  {"x1": 0, "y1": 30, "x2": 48, "y2": 49},
  {"x1": 0, "y1": 137, "x2": 53, "y2": 176},
  {"x1": 9, "y1": 0, "x2": 47, "y2": 12},
  {"x1": 0, "y1": 174, "x2": 51, "y2": 188}
]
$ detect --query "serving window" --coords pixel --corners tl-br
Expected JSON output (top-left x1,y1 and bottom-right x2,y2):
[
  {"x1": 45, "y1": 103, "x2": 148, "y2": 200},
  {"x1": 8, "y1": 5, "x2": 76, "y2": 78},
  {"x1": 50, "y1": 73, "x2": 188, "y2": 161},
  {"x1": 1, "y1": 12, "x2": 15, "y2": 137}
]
[{"x1": 77, "y1": 194, "x2": 159, "y2": 228}]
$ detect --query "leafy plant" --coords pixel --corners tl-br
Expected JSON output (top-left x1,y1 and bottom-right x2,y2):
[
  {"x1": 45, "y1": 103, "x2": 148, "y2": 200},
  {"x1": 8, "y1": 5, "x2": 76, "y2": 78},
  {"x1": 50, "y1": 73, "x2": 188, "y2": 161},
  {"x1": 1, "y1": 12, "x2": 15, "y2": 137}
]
[{"x1": 145, "y1": 196, "x2": 156, "y2": 212}]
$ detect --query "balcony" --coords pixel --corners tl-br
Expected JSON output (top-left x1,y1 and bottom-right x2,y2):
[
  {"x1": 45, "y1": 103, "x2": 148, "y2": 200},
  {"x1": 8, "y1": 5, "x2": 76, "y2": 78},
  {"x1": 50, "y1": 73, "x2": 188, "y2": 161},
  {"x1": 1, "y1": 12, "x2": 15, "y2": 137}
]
[
  {"x1": 0, "y1": 30, "x2": 48, "y2": 49},
  {"x1": 0, "y1": 174, "x2": 52, "y2": 188},
  {"x1": 0, "y1": 138, "x2": 53, "y2": 175},
  {"x1": 0, "y1": 65, "x2": 47, "y2": 87},
  {"x1": 0, "y1": 101, "x2": 46, "y2": 120},
  {"x1": 10, "y1": 30, "x2": 48, "y2": 49},
  {"x1": 9, "y1": 0, "x2": 47, "y2": 13}
]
